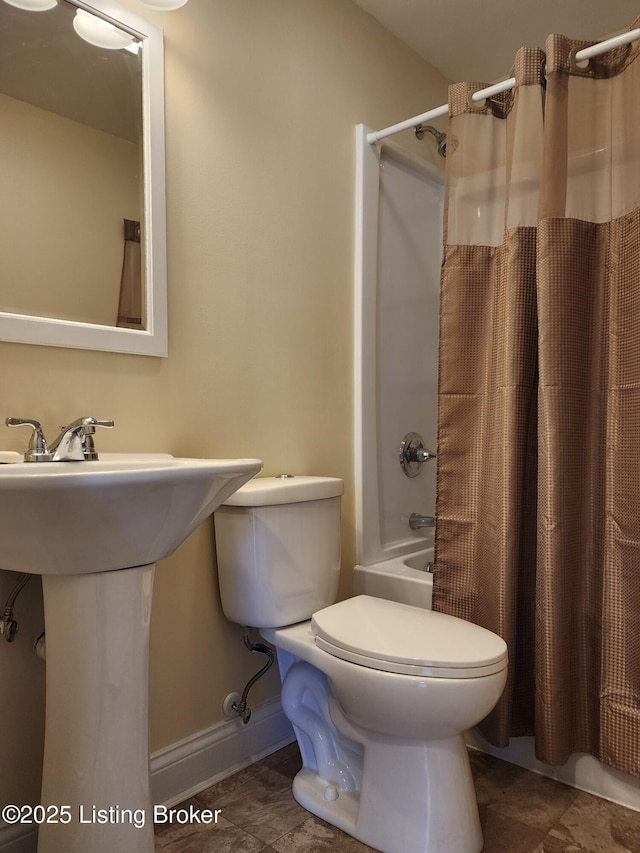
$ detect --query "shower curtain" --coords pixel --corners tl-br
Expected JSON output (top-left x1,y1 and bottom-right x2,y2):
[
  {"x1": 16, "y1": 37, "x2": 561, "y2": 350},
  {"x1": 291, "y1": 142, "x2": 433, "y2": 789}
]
[
  {"x1": 433, "y1": 24, "x2": 640, "y2": 777},
  {"x1": 117, "y1": 218, "x2": 144, "y2": 329}
]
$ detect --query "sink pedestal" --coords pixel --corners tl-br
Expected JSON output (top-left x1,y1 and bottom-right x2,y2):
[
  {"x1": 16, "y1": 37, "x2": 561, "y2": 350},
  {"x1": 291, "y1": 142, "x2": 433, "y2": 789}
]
[{"x1": 38, "y1": 565, "x2": 156, "y2": 853}]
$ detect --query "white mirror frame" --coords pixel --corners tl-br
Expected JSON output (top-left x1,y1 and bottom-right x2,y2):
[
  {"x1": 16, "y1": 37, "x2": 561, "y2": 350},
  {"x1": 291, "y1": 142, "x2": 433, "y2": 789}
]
[{"x1": 0, "y1": 0, "x2": 168, "y2": 356}]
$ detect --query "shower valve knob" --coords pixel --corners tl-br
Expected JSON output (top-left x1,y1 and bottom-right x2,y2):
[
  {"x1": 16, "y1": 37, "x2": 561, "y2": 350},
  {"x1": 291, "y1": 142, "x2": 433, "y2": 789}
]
[
  {"x1": 399, "y1": 432, "x2": 436, "y2": 478},
  {"x1": 413, "y1": 447, "x2": 434, "y2": 463}
]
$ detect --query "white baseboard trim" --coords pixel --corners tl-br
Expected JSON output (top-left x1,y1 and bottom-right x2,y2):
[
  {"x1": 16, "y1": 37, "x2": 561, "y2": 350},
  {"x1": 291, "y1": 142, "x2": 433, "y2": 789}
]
[
  {"x1": 150, "y1": 696, "x2": 294, "y2": 806},
  {"x1": 0, "y1": 698, "x2": 294, "y2": 853},
  {"x1": 466, "y1": 731, "x2": 640, "y2": 813}
]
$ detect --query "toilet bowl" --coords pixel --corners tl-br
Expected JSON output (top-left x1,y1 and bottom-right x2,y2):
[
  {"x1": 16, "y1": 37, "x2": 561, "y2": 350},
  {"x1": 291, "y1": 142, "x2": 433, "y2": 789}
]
[{"x1": 214, "y1": 476, "x2": 508, "y2": 853}]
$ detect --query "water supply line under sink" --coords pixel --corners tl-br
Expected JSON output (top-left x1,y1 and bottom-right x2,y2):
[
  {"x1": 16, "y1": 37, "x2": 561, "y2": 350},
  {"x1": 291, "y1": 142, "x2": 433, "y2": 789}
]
[{"x1": 0, "y1": 573, "x2": 31, "y2": 643}]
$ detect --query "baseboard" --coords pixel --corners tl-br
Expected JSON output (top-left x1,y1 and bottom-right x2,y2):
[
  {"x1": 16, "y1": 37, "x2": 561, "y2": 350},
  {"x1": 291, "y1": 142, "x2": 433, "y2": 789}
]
[
  {"x1": 0, "y1": 698, "x2": 294, "y2": 853},
  {"x1": 150, "y1": 696, "x2": 294, "y2": 806},
  {"x1": 466, "y1": 731, "x2": 640, "y2": 813}
]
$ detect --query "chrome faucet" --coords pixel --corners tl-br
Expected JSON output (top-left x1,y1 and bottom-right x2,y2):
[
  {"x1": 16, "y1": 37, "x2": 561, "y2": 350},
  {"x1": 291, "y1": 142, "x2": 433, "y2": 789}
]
[
  {"x1": 49, "y1": 417, "x2": 115, "y2": 461},
  {"x1": 6, "y1": 417, "x2": 114, "y2": 462},
  {"x1": 409, "y1": 513, "x2": 436, "y2": 530}
]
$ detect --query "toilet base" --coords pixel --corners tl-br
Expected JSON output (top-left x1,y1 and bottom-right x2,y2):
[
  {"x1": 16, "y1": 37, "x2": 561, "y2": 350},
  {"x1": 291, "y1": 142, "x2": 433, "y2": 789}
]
[
  {"x1": 291, "y1": 731, "x2": 483, "y2": 853},
  {"x1": 265, "y1": 627, "x2": 490, "y2": 853}
]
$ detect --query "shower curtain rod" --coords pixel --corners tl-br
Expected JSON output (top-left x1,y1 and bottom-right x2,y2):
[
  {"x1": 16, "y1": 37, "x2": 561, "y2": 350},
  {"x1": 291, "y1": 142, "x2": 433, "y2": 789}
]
[{"x1": 367, "y1": 26, "x2": 640, "y2": 144}]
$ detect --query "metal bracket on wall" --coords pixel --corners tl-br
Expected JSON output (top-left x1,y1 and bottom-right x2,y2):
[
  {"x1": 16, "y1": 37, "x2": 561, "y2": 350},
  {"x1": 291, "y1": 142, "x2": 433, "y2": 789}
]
[{"x1": 399, "y1": 432, "x2": 436, "y2": 478}]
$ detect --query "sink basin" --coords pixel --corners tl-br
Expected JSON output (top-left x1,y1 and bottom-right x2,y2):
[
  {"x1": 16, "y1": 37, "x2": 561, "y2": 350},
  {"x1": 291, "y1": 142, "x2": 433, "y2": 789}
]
[
  {"x1": 0, "y1": 452, "x2": 262, "y2": 853},
  {"x1": 0, "y1": 453, "x2": 262, "y2": 574}
]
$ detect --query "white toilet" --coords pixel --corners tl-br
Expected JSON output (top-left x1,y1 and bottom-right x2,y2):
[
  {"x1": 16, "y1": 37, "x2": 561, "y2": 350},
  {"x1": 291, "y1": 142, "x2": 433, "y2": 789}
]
[{"x1": 214, "y1": 476, "x2": 508, "y2": 853}]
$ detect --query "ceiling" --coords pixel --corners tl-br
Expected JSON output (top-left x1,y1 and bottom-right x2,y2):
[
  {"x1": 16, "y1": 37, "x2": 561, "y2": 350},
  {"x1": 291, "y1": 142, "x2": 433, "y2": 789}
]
[{"x1": 351, "y1": 0, "x2": 640, "y2": 83}]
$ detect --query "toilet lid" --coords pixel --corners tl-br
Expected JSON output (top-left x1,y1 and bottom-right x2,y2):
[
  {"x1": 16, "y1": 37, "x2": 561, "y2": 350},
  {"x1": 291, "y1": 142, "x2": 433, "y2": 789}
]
[{"x1": 311, "y1": 596, "x2": 508, "y2": 678}]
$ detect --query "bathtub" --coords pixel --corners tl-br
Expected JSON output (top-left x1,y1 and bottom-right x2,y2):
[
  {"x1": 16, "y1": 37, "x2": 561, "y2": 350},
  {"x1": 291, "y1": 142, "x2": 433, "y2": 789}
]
[{"x1": 353, "y1": 547, "x2": 433, "y2": 610}]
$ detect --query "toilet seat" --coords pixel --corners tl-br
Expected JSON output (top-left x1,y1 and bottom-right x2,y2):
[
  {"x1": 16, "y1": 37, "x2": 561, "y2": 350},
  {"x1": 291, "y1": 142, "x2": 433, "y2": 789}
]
[{"x1": 311, "y1": 596, "x2": 508, "y2": 678}]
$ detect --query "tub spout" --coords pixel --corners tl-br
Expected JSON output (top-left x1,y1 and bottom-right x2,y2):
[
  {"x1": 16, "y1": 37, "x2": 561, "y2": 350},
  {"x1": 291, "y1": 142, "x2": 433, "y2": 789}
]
[{"x1": 409, "y1": 513, "x2": 436, "y2": 530}]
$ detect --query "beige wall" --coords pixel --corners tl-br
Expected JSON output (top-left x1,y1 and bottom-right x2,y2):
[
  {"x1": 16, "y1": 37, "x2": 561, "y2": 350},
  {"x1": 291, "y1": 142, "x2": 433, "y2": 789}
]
[
  {"x1": 0, "y1": 93, "x2": 140, "y2": 326},
  {"x1": 0, "y1": 0, "x2": 447, "y2": 808}
]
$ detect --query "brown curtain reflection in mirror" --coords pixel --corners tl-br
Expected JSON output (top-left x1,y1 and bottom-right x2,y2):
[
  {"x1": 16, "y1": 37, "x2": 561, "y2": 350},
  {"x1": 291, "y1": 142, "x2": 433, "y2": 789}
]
[
  {"x1": 117, "y1": 218, "x2": 143, "y2": 329},
  {"x1": 434, "y1": 23, "x2": 640, "y2": 777}
]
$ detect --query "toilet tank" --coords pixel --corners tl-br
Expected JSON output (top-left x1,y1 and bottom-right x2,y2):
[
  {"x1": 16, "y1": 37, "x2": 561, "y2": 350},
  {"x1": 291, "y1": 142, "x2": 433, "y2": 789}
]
[{"x1": 214, "y1": 475, "x2": 344, "y2": 628}]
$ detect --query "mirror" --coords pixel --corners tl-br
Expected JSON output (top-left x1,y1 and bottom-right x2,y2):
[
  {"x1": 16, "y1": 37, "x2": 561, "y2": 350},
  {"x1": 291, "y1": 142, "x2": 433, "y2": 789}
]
[{"x1": 0, "y1": 0, "x2": 167, "y2": 356}]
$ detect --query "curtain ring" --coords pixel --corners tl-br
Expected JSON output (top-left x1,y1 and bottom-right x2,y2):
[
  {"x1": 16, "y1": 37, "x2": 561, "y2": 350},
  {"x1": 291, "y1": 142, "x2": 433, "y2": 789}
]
[
  {"x1": 569, "y1": 46, "x2": 591, "y2": 71},
  {"x1": 466, "y1": 89, "x2": 487, "y2": 112}
]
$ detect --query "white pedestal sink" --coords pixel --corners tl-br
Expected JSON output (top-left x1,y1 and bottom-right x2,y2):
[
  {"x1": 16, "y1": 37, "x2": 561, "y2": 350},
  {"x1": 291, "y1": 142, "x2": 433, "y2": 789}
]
[{"x1": 0, "y1": 454, "x2": 262, "y2": 853}]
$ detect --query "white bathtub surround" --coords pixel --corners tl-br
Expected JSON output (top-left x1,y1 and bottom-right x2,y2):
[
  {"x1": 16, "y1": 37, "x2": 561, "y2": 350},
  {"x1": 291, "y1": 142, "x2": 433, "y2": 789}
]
[{"x1": 354, "y1": 125, "x2": 443, "y2": 568}]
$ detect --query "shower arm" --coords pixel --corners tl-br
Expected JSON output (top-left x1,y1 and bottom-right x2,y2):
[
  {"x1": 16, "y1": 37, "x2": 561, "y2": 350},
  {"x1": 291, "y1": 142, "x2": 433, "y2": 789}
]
[{"x1": 414, "y1": 125, "x2": 447, "y2": 158}]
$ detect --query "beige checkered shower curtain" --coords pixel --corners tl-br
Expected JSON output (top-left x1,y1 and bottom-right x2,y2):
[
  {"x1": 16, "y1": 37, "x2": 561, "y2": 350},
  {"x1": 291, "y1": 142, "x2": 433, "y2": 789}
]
[{"x1": 434, "y1": 24, "x2": 640, "y2": 777}]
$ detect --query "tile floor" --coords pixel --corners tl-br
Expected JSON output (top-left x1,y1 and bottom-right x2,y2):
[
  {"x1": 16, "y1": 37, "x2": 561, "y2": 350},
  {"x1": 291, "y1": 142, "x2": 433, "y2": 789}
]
[{"x1": 155, "y1": 742, "x2": 640, "y2": 853}]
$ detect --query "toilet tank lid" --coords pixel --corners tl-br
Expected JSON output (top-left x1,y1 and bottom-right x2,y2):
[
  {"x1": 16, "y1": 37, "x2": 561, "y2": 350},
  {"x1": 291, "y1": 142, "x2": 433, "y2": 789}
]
[{"x1": 222, "y1": 475, "x2": 344, "y2": 506}]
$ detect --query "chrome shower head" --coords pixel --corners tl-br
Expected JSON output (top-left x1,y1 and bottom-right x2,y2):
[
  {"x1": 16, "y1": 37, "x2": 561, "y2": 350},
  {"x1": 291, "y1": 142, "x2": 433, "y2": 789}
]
[{"x1": 414, "y1": 124, "x2": 447, "y2": 158}]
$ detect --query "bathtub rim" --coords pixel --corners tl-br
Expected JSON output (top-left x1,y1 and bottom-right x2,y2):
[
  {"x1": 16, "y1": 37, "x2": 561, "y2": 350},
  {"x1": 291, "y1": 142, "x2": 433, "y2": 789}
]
[{"x1": 353, "y1": 546, "x2": 433, "y2": 611}]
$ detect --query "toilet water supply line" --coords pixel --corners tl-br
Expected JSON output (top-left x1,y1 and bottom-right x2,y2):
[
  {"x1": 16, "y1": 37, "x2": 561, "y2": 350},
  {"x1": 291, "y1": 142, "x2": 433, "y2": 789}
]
[{"x1": 232, "y1": 627, "x2": 275, "y2": 724}]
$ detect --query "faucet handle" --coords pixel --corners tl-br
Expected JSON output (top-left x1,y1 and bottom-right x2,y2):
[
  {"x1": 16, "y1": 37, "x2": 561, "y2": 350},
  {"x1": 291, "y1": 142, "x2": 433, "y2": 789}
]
[
  {"x1": 58, "y1": 417, "x2": 115, "y2": 433},
  {"x1": 5, "y1": 417, "x2": 53, "y2": 462},
  {"x1": 59, "y1": 417, "x2": 114, "y2": 434},
  {"x1": 76, "y1": 418, "x2": 114, "y2": 460}
]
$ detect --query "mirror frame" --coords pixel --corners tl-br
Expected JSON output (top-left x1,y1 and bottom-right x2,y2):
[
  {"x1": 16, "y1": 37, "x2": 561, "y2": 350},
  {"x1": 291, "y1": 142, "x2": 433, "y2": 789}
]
[{"x1": 0, "y1": 0, "x2": 168, "y2": 357}]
